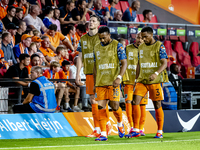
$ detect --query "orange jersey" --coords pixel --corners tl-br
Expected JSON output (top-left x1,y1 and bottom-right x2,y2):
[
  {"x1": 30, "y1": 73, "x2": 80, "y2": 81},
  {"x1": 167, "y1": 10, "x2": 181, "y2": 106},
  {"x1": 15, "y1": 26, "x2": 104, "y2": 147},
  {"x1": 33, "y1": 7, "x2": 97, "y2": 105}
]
[
  {"x1": 0, "y1": 3, "x2": 8, "y2": 20},
  {"x1": 0, "y1": 49, "x2": 4, "y2": 59},
  {"x1": 13, "y1": 2, "x2": 26, "y2": 14},
  {"x1": 58, "y1": 69, "x2": 69, "y2": 84},
  {"x1": 43, "y1": 69, "x2": 60, "y2": 79},
  {"x1": 39, "y1": 47, "x2": 56, "y2": 57},
  {"x1": 45, "y1": 32, "x2": 65, "y2": 48},
  {"x1": 58, "y1": 57, "x2": 64, "y2": 66}
]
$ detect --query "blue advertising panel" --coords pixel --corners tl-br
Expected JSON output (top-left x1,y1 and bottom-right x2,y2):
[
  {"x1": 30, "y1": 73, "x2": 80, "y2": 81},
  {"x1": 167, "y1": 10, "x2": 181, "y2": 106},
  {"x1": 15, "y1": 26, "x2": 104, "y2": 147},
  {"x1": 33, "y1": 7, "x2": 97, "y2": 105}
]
[{"x1": 0, "y1": 113, "x2": 77, "y2": 139}]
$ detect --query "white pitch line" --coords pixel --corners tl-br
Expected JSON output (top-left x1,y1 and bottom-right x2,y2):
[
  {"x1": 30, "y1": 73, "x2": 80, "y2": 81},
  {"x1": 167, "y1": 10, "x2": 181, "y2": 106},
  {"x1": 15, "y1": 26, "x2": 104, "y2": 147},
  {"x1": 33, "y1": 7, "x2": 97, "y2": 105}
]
[{"x1": 0, "y1": 139, "x2": 200, "y2": 150}]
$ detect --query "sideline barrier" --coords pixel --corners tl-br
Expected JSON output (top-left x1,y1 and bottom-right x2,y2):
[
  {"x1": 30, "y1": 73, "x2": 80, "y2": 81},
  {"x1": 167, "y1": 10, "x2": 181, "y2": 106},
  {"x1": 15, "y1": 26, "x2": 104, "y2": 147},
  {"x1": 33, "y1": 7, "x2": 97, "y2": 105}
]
[
  {"x1": 0, "y1": 110, "x2": 200, "y2": 139},
  {"x1": 0, "y1": 113, "x2": 77, "y2": 139}
]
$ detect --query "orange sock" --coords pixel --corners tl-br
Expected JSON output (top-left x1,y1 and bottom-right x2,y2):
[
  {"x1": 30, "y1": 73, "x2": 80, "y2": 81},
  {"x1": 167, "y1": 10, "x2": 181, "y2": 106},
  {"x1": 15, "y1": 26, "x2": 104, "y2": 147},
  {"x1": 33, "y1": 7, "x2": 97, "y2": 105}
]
[
  {"x1": 106, "y1": 104, "x2": 110, "y2": 122},
  {"x1": 155, "y1": 107, "x2": 164, "y2": 130},
  {"x1": 126, "y1": 103, "x2": 133, "y2": 127},
  {"x1": 139, "y1": 105, "x2": 146, "y2": 130},
  {"x1": 113, "y1": 107, "x2": 122, "y2": 123},
  {"x1": 99, "y1": 109, "x2": 107, "y2": 132},
  {"x1": 92, "y1": 104, "x2": 100, "y2": 128},
  {"x1": 132, "y1": 105, "x2": 140, "y2": 130}
]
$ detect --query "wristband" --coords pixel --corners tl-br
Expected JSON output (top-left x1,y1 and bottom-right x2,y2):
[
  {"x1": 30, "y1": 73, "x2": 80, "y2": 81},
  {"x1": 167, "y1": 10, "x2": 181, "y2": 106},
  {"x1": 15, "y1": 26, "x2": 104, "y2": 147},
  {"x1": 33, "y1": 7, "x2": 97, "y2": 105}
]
[
  {"x1": 117, "y1": 75, "x2": 122, "y2": 80},
  {"x1": 155, "y1": 72, "x2": 159, "y2": 75}
]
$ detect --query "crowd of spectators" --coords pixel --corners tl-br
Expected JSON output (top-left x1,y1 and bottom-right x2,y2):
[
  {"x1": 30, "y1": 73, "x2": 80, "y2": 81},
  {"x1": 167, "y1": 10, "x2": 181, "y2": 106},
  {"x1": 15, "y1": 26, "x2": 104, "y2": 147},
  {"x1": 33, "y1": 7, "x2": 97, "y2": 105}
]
[{"x1": 0, "y1": 0, "x2": 155, "y2": 113}]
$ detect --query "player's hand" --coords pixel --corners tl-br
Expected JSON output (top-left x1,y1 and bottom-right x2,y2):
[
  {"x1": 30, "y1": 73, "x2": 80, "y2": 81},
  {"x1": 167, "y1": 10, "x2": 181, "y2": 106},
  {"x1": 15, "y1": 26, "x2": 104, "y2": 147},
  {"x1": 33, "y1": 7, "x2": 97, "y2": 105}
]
[
  {"x1": 75, "y1": 74, "x2": 81, "y2": 85},
  {"x1": 113, "y1": 78, "x2": 120, "y2": 88},
  {"x1": 149, "y1": 73, "x2": 157, "y2": 81}
]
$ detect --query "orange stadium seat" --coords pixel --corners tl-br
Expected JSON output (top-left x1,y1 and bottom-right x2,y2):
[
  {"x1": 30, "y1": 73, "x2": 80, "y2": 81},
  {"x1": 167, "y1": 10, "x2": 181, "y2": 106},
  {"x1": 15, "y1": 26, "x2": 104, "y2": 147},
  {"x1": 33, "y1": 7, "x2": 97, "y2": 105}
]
[
  {"x1": 119, "y1": 1, "x2": 129, "y2": 12},
  {"x1": 189, "y1": 42, "x2": 200, "y2": 67}
]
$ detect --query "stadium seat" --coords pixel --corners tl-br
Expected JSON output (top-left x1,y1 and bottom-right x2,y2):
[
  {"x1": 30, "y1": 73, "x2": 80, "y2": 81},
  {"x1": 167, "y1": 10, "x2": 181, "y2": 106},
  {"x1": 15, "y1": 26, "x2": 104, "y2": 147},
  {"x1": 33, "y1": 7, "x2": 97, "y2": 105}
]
[
  {"x1": 189, "y1": 42, "x2": 200, "y2": 67},
  {"x1": 115, "y1": 3, "x2": 121, "y2": 10},
  {"x1": 102, "y1": 0, "x2": 109, "y2": 7},
  {"x1": 174, "y1": 41, "x2": 192, "y2": 67},
  {"x1": 150, "y1": 14, "x2": 158, "y2": 23},
  {"x1": 137, "y1": 14, "x2": 144, "y2": 22},
  {"x1": 125, "y1": 39, "x2": 129, "y2": 46},
  {"x1": 119, "y1": 1, "x2": 129, "y2": 12},
  {"x1": 86, "y1": 13, "x2": 90, "y2": 21},
  {"x1": 0, "y1": 69, "x2": 6, "y2": 78}
]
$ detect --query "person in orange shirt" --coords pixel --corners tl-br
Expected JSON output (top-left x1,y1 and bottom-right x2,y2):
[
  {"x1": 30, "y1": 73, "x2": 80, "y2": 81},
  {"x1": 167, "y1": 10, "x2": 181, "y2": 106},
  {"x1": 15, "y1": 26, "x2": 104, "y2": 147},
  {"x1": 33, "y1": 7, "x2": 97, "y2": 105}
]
[
  {"x1": 43, "y1": 61, "x2": 66, "y2": 112},
  {"x1": 75, "y1": 23, "x2": 86, "y2": 42},
  {"x1": 45, "y1": 24, "x2": 74, "y2": 52},
  {"x1": 39, "y1": 35, "x2": 56, "y2": 62},
  {"x1": 0, "y1": 0, "x2": 9, "y2": 20},
  {"x1": 13, "y1": 0, "x2": 29, "y2": 17},
  {"x1": 59, "y1": 60, "x2": 82, "y2": 112},
  {"x1": 54, "y1": 46, "x2": 65, "y2": 66}
]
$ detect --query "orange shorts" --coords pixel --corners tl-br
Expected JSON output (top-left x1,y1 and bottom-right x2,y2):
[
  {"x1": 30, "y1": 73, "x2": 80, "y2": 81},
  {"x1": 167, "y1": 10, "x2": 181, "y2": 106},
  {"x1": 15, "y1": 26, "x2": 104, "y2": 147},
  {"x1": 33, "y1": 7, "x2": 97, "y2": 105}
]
[
  {"x1": 86, "y1": 75, "x2": 94, "y2": 95},
  {"x1": 95, "y1": 85, "x2": 120, "y2": 101},
  {"x1": 124, "y1": 84, "x2": 148, "y2": 104},
  {"x1": 134, "y1": 83, "x2": 164, "y2": 101}
]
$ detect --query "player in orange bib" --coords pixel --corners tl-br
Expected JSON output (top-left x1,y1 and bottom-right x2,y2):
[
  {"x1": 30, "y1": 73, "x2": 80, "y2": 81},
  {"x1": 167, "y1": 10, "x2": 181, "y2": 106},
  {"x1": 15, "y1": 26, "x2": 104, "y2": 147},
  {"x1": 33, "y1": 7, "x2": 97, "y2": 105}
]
[
  {"x1": 131, "y1": 27, "x2": 168, "y2": 138},
  {"x1": 76, "y1": 15, "x2": 112, "y2": 138},
  {"x1": 123, "y1": 32, "x2": 148, "y2": 137}
]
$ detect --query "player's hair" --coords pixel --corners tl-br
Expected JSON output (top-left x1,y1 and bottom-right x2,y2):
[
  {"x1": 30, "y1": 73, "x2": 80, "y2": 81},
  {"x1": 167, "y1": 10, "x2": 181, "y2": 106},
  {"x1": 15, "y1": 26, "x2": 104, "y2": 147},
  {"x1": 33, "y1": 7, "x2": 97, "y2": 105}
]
[
  {"x1": 48, "y1": 24, "x2": 57, "y2": 31},
  {"x1": 7, "y1": 6, "x2": 16, "y2": 13},
  {"x1": 76, "y1": 24, "x2": 86, "y2": 33},
  {"x1": 32, "y1": 66, "x2": 43, "y2": 75},
  {"x1": 56, "y1": 46, "x2": 65, "y2": 54},
  {"x1": 141, "y1": 26, "x2": 153, "y2": 34},
  {"x1": 90, "y1": 14, "x2": 101, "y2": 23},
  {"x1": 50, "y1": 61, "x2": 60, "y2": 70},
  {"x1": 98, "y1": 26, "x2": 110, "y2": 34},
  {"x1": 143, "y1": 9, "x2": 152, "y2": 19},
  {"x1": 19, "y1": 53, "x2": 30, "y2": 62},
  {"x1": 62, "y1": 60, "x2": 70, "y2": 67},
  {"x1": 31, "y1": 53, "x2": 40, "y2": 60}
]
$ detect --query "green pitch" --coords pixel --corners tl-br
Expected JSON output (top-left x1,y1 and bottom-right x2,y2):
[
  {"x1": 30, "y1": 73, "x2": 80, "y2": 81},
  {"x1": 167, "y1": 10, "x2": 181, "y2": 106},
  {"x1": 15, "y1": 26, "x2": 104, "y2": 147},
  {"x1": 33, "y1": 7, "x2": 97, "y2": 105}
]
[{"x1": 0, "y1": 132, "x2": 200, "y2": 150}]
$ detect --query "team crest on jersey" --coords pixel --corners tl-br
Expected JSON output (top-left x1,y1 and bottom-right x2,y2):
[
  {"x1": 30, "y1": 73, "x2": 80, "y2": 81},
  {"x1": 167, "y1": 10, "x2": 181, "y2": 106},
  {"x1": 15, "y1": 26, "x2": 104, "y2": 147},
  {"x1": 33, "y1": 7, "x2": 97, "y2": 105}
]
[
  {"x1": 150, "y1": 51, "x2": 155, "y2": 57},
  {"x1": 125, "y1": 94, "x2": 127, "y2": 99},
  {"x1": 108, "y1": 51, "x2": 113, "y2": 57},
  {"x1": 83, "y1": 41, "x2": 87, "y2": 49}
]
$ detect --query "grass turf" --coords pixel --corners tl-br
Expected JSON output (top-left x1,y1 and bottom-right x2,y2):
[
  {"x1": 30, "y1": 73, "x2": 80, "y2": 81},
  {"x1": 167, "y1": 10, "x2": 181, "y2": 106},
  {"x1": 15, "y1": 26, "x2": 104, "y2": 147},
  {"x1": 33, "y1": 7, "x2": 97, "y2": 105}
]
[{"x1": 0, "y1": 132, "x2": 200, "y2": 150}]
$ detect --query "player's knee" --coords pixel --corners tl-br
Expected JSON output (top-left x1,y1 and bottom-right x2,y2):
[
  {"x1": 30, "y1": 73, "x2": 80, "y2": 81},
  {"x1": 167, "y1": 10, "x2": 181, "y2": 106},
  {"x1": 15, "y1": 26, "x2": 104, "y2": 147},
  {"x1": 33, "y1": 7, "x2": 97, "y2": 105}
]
[
  {"x1": 110, "y1": 102, "x2": 119, "y2": 111},
  {"x1": 153, "y1": 100, "x2": 162, "y2": 109}
]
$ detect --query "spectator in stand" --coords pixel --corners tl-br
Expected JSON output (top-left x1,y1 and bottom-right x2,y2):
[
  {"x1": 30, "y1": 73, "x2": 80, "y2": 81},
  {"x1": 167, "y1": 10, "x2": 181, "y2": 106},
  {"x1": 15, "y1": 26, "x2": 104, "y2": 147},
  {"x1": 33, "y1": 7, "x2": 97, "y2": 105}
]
[
  {"x1": 36, "y1": 51, "x2": 49, "y2": 66},
  {"x1": 23, "y1": 5, "x2": 48, "y2": 33},
  {"x1": 26, "y1": 53, "x2": 40, "y2": 75},
  {"x1": 0, "y1": 21, "x2": 5, "y2": 34},
  {"x1": 118, "y1": 38, "x2": 126, "y2": 48},
  {"x1": 2, "y1": 6, "x2": 19, "y2": 29},
  {"x1": 43, "y1": 61, "x2": 66, "y2": 112},
  {"x1": 39, "y1": 35, "x2": 56, "y2": 62},
  {"x1": 0, "y1": 0, "x2": 9, "y2": 20},
  {"x1": 15, "y1": 7, "x2": 24, "y2": 21},
  {"x1": 28, "y1": 42, "x2": 37, "y2": 56},
  {"x1": 4, "y1": 53, "x2": 30, "y2": 91},
  {"x1": 13, "y1": 66, "x2": 57, "y2": 113},
  {"x1": 7, "y1": 23, "x2": 18, "y2": 48},
  {"x1": 91, "y1": 0, "x2": 109, "y2": 25},
  {"x1": 71, "y1": 0, "x2": 94, "y2": 22},
  {"x1": 75, "y1": 24, "x2": 86, "y2": 43},
  {"x1": 13, "y1": 0, "x2": 29, "y2": 17},
  {"x1": 32, "y1": 36, "x2": 42, "y2": 51},
  {"x1": 63, "y1": 48, "x2": 69, "y2": 61},
  {"x1": 50, "y1": 8, "x2": 61, "y2": 32},
  {"x1": 122, "y1": 0, "x2": 140, "y2": 22},
  {"x1": 59, "y1": 60, "x2": 82, "y2": 112},
  {"x1": 69, "y1": 56, "x2": 90, "y2": 112},
  {"x1": 13, "y1": 34, "x2": 32, "y2": 62},
  {"x1": 0, "y1": 37, "x2": 9, "y2": 69},
  {"x1": 142, "y1": 9, "x2": 153, "y2": 23},
  {"x1": 59, "y1": 1, "x2": 78, "y2": 29},
  {"x1": 113, "y1": 10, "x2": 122, "y2": 21},
  {"x1": 24, "y1": 28, "x2": 33, "y2": 36},
  {"x1": 15, "y1": 21, "x2": 27, "y2": 44},
  {"x1": 54, "y1": 45, "x2": 65, "y2": 66},
  {"x1": 43, "y1": 6, "x2": 53, "y2": 29},
  {"x1": 106, "y1": 0, "x2": 119, "y2": 20},
  {"x1": 1, "y1": 32, "x2": 17, "y2": 64},
  {"x1": 64, "y1": 25, "x2": 79, "y2": 51},
  {"x1": 45, "y1": 24, "x2": 74, "y2": 52},
  {"x1": 32, "y1": 29, "x2": 41, "y2": 37},
  {"x1": 41, "y1": 0, "x2": 57, "y2": 9},
  {"x1": 168, "y1": 64, "x2": 182, "y2": 92}
]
